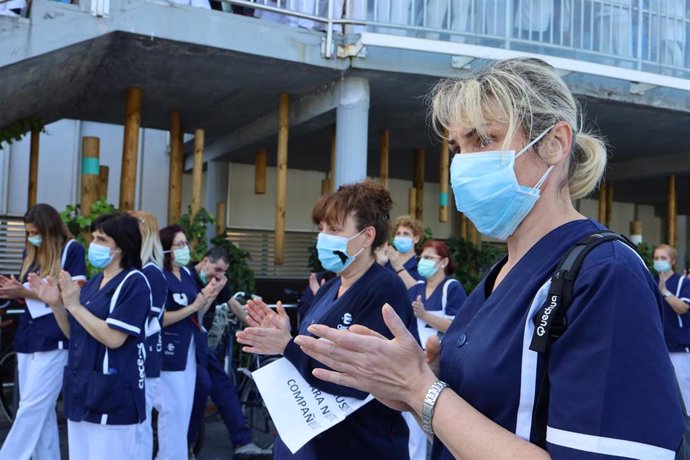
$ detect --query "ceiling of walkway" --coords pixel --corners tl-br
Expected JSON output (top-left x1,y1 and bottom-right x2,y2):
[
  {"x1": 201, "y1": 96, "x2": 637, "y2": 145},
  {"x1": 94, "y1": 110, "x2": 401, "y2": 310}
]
[{"x1": 2, "y1": 20, "x2": 690, "y2": 212}]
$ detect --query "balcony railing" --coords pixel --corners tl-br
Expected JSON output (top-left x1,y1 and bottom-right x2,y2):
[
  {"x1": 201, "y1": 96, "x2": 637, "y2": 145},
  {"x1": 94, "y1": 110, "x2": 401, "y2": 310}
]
[{"x1": 222, "y1": 0, "x2": 690, "y2": 77}]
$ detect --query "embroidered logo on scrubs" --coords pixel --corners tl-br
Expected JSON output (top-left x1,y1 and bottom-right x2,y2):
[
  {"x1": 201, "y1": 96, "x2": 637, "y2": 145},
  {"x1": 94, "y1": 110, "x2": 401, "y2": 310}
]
[
  {"x1": 173, "y1": 293, "x2": 188, "y2": 306},
  {"x1": 337, "y1": 313, "x2": 353, "y2": 330},
  {"x1": 167, "y1": 342, "x2": 175, "y2": 354},
  {"x1": 137, "y1": 342, "x2": 146, "y2": 389}
]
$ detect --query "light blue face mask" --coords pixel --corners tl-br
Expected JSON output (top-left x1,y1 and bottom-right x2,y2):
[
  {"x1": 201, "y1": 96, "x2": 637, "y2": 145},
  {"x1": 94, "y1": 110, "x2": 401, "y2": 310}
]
[
  {"x1": 450, "y1": 127, "x2": 554, "y2": 241},
  {"x1": 393, "y1": 236, "x2": 414, "y2": 254},
  {"x1": 316, "y1": 229, "x2": 366, "y2": 273},
  {"x1": 28, "y1": 235, "x2": 42, "y2": 247},
  {"x1": 88, "y1": 242, "x2": 116, "y2": 269},
  {"x1": 173, "y1": 245, "x2": 191, "y2": 267},
  {"x1": 654, "y1": 260, "x2": 672, "y2": 273},
  {"x1": 417, "y1": 258, "x2": 439, "y2": 279}
]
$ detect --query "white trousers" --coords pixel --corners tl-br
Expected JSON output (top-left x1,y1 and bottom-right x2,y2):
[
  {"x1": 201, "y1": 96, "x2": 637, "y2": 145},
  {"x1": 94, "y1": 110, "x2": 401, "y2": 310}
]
[
  {"x1": 403, "y1": 412, "x2": 427, "y2": 460},
  {"x1": 156, "y1": 340, "x2": 196, "y2": 460},
  {"x1": 0, "y1": 350, "x2": 68, "y2": 460},
  {"x1": 670, "y1": 352, "x2": 690, "y2": 413},
  {"x1": 68, "y1": 420, "x2": 144, "y2": 460},
  {"x1": 137, "y1": 377, "x2": 161, "y2": 460}
]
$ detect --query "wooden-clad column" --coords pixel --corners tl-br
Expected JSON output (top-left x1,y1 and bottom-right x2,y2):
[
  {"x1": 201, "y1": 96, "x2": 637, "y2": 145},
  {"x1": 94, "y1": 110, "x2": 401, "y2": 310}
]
[
  {"x1": 191, "y1": 129, "x2": 204, "y2": 217},
  {"x1": 216, "y1": 201, "x2": 226, "y2": 236},
  {"x1": 255, "y1": 149, "x2": 267, "y2": 194},
  {"x1": 414, "y1": 148, "x2": 425, "y2": 221},
  {"x1": 598, "y1": 183, "x2": 607, "y2": 224},
  {"x1": 119, "y1": 87, "x2": 142, "y2": 211},
  {"x1": 439, "y1": 138, "x2": 449, "y2": 223},
  {"x1": 27, "y1": 127, "x2": 40, "y2": 208},
  {"x1": 605, "y1": 182, "x2": 614, "y2": 227},
  {"x1": 458, "y1": 214, "x2": 468, "y2": 240},
  {"x1": 380, "y1": 129, "x2": 389, "y2": 189},
  {"x1": 81, "y1": 137, "x2": 100, "y2": 215},
  {"x1": 668, "y1": 175, "x2": 677, "y2": 246},
  {"x1": 98, "y1": 165, "x2": 109, "y2": 200},
  {"x1": 408, "y1": 187, "x2": 417, "y2": 216},
  {"x1": 630, "y1": 220, "x2": 642, "y2": 245},
  {"x1": 275, "y1": 93, "x2": 289, "y2": 265},
  {"x1": 168, "y1": 111, "x2": 183, "y2": 224}
]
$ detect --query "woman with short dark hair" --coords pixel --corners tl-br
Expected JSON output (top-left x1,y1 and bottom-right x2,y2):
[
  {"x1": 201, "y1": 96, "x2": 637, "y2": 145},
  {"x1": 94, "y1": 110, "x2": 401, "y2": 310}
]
[
  {"x1": 29, "y1": 212, "x2": 151, "y2": 459},
  {"x1": 237, "y1": 179, "x2": 418, "y2": 459}
]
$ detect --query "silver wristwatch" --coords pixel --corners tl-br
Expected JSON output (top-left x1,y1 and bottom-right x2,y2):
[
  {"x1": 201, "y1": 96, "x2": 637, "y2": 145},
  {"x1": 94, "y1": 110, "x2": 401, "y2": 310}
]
[{"x1": 421, "y1": 380, "x2": 448, "y2": 435}]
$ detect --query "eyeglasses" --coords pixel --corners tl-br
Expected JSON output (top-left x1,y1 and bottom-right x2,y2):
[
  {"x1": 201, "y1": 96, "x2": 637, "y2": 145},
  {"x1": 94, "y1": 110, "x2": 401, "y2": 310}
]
[
  {"x1": 418, "y1": 255, "x2": 441, "y2": 261},
  {"x1": 171, "y1": 241, "x2": 188, "y2": 250}
]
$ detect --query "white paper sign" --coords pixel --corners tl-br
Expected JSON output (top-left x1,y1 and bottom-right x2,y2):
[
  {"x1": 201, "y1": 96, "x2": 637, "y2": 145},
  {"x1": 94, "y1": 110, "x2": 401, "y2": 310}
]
[
  {"x1": 252, "y1": 357, "x2": 374, "y2": 453},
  {"x1": 23, "y1": 283, "x2": 53, "y2": 319},
  {"x1": 416, "y1": 311, "x2": 450, "y2": 348}
]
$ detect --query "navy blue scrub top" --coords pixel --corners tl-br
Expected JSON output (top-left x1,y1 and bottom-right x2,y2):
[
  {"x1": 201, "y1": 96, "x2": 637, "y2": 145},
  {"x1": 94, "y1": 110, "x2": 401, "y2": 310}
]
[
  {"x1": 161, "y1": 266, "x2": 207, "y2": 371},
  {"x1": 433, "y1": 219, "x2": 685, "y2": 460},
  {"x1": 276, "y1": 262, "x2": 416, "y2": 460},
  {"x1": 407, "y1": 276, "x2": 467, "y2": 316},
  {"x1": 63, "y1": 268, "x2": 150, "y2": 425},
  {"x1": 656, "y1": 272, "x2": 690, "y2": 352},
  {"x1": 15, "y1": 239, "x2": 87, "y2": 354},
  {"x1": 142, "y1": 262, "x2": 168, "y2": 378}
]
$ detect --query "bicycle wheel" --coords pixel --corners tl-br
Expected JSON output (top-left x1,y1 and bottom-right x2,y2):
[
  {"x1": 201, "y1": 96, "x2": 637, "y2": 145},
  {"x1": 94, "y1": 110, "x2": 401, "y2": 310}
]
[
  {"x1": 239, "y1": 357, "x2": 278, "y2": 449},
  {"x1": 0, "y1": 350, "x2": 18, "y2": 422}
]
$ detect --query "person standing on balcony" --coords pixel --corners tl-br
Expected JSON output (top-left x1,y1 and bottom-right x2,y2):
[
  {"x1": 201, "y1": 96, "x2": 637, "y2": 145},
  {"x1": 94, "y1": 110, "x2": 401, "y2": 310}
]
[
  {"x1": 157, "y1": 225, "x2": 225, "y2": 460},
  {"x1": 295, "y1": 57, "x2": 685, "y2": 459},
  {"x1": 128, "y1": 211, "x2": 168, "y2": 460},
  {"x1": 383, "y1": 215, "x2": 424, "y2": 288},
  {"x1": 237, "y1": 179, "x2": 418, "y2": 460},
  {"x1": 653, "y1": 244, "x2": 690, "y2": 413},
  {"x1": 649, "y1": 0, "x2": 686, "y2": 68},
  {"x1": 0, "y1": 203, "x2": 86, "y2": 460},
  {"x1": 28, "y1": 212, "x2": 151, "y2": 459},
  {"x1": 424, "y1": 0, "x2": 471, "y2": 41}
]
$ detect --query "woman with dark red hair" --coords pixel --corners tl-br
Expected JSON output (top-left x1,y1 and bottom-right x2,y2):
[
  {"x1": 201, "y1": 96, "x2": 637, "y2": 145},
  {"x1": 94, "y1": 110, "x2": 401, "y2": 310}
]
[{"x1": 408, "y1": 240, "x2": 466, "y2": 347}]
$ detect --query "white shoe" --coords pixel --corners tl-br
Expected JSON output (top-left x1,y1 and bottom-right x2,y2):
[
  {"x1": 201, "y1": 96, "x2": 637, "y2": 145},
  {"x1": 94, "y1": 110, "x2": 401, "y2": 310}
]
[{"x1": 234, "y1": 442, "x2": 272, "y2": 455}]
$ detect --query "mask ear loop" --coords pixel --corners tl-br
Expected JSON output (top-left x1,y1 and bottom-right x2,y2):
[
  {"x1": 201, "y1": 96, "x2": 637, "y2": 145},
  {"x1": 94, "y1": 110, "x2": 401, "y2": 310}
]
[{"x1": 515, "y1": 126, "x2": 555, "y2": 159}]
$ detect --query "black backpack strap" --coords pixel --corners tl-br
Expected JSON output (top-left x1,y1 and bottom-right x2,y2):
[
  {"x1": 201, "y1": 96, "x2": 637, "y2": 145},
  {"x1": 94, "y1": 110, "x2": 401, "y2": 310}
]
[{"x1": 530, "y1": 231, "x2": 636, "y2": 448}]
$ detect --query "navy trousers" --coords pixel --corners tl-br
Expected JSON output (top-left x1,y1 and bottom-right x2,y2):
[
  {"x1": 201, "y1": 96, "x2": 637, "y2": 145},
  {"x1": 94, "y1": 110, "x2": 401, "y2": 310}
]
[{"x1": 187, "y1": 349, "x2": 252, "y2": 447}]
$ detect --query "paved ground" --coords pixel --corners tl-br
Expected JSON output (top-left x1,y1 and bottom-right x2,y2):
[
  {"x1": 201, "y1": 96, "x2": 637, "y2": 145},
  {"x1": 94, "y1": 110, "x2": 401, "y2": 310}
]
[{"x1": 0, "y1": 412, "x2": 274, "y2": 460}]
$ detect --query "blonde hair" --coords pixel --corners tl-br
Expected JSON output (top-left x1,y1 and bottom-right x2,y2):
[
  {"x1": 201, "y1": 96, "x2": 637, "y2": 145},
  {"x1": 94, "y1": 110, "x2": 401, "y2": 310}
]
[
  {"x1": 430, "y1": 58, "x2": 606, "y2": 199},
  {"x1": 654, "y1": 244, "x2": 678, "y2": 265},
  {"x1": 127, "y1": 210, "x2": 164, "y2": 267},
  {"x1": 20, "y1": 204, "x2": 72, "y2": 280},
  {"x1": 392, "y1": 215, "x2": 423, "y2": 239}
]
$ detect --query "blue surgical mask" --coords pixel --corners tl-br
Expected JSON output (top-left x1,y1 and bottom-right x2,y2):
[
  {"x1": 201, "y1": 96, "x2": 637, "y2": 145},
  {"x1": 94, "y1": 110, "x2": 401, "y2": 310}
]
[
  {"x1": 654, "y1": 260, "x2": 672, "y2": 273},
  {"x1": 316, "y1": 229, "x2": 366, "y2": 273},
  {"x1": 173, "y1": 246, "x2": 191, "y2": 267},
  {"x1": 417, "y1": 259, "x2": 439, "y2": 279},
  {"x1": 450, "y1": 127, "x2": 554, "y2": 240},
  {"x1": 88, "y1": 242, "x2": 115, "y2": 268},
  {"x1": 28, "y1": 235, "x2": 42, "y2": 247},
  {"x1": 393, "y1": 236, "x2": 414, "y2": 254}
]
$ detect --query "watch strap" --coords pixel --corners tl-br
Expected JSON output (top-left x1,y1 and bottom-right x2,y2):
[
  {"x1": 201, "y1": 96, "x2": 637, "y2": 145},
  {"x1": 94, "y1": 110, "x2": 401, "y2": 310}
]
[{"x1": 421, "y1": 380, "x2": 448, "y2": 435}]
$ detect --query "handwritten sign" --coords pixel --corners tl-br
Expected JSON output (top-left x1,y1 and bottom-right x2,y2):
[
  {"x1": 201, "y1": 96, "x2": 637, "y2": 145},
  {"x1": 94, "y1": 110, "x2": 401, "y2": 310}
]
[
  {"x1": 23, "y1": 282, "x2": 53, "y2": 319},
  {"x1": 416, "y1": 310, "x2": 450, "y2": 348},
  {"x1": 252, "y1": 357, "x2": 373, "y2": 453}
]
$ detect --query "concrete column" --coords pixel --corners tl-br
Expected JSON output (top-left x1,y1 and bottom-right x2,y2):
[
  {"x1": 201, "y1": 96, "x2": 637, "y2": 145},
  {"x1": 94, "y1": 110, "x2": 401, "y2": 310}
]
[
  {"x1": 205, "y1": 160, "x2": 229, "y2": 240},
  {"x1": 334, "y1": 77, "x2": 370, "y2": 188}
]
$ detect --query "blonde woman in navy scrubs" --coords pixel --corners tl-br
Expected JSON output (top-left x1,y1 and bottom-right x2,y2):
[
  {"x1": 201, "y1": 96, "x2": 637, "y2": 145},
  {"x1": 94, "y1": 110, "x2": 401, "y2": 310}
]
[
  {"x1": 129, "y1": 211, "x2": 168, "y2": 458},
  {"x1": 296, "y1": 58, "x2": 685, "y2": 459},
  {"x1": 0, "y1": 203, "x2": 85, "y2": 460},
  {"x1": 157, "y1": 224, "x2": 224, "y2": 460},
  {"x1": 29, "y1": 212, "x2": 151, "y2": 459}
]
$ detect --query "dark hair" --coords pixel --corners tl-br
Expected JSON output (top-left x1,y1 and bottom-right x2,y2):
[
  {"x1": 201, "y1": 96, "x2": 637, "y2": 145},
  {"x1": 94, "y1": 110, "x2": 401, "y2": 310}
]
[
  {"x1": 421, "y1": 240, "x2": 456, "y2": 275},
  {"x1": 312, "y1": 179, "x2": 393, "y2": 250},
  {"x1": 160, "y1": 224, "x2": 184, "y2": 272},
  {"x1": 205, "y1": 246, "x2": 230, "y2": 265},
  {"x1": 91, "y1": 212, "x2": 142, "y2": 270}
]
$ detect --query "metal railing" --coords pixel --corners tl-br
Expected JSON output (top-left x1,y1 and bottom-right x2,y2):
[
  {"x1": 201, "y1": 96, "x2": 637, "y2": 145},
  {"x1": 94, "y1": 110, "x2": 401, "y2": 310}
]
[{"x1": 220, "y1": 0, "x2": 690, "y2": 77}]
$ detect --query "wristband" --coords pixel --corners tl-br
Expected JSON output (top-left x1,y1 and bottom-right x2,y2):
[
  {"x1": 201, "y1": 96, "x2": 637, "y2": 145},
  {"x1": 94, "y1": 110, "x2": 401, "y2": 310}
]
[
  {"x1": 663, "y1": 290, "x2": 673, "y2": 298},
  {"x1": 396, "y1": 268, "x2": 405, "y2": 274},
  {"x1": 421, "y1": 380, "x2": 448, "y2": 435}
]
